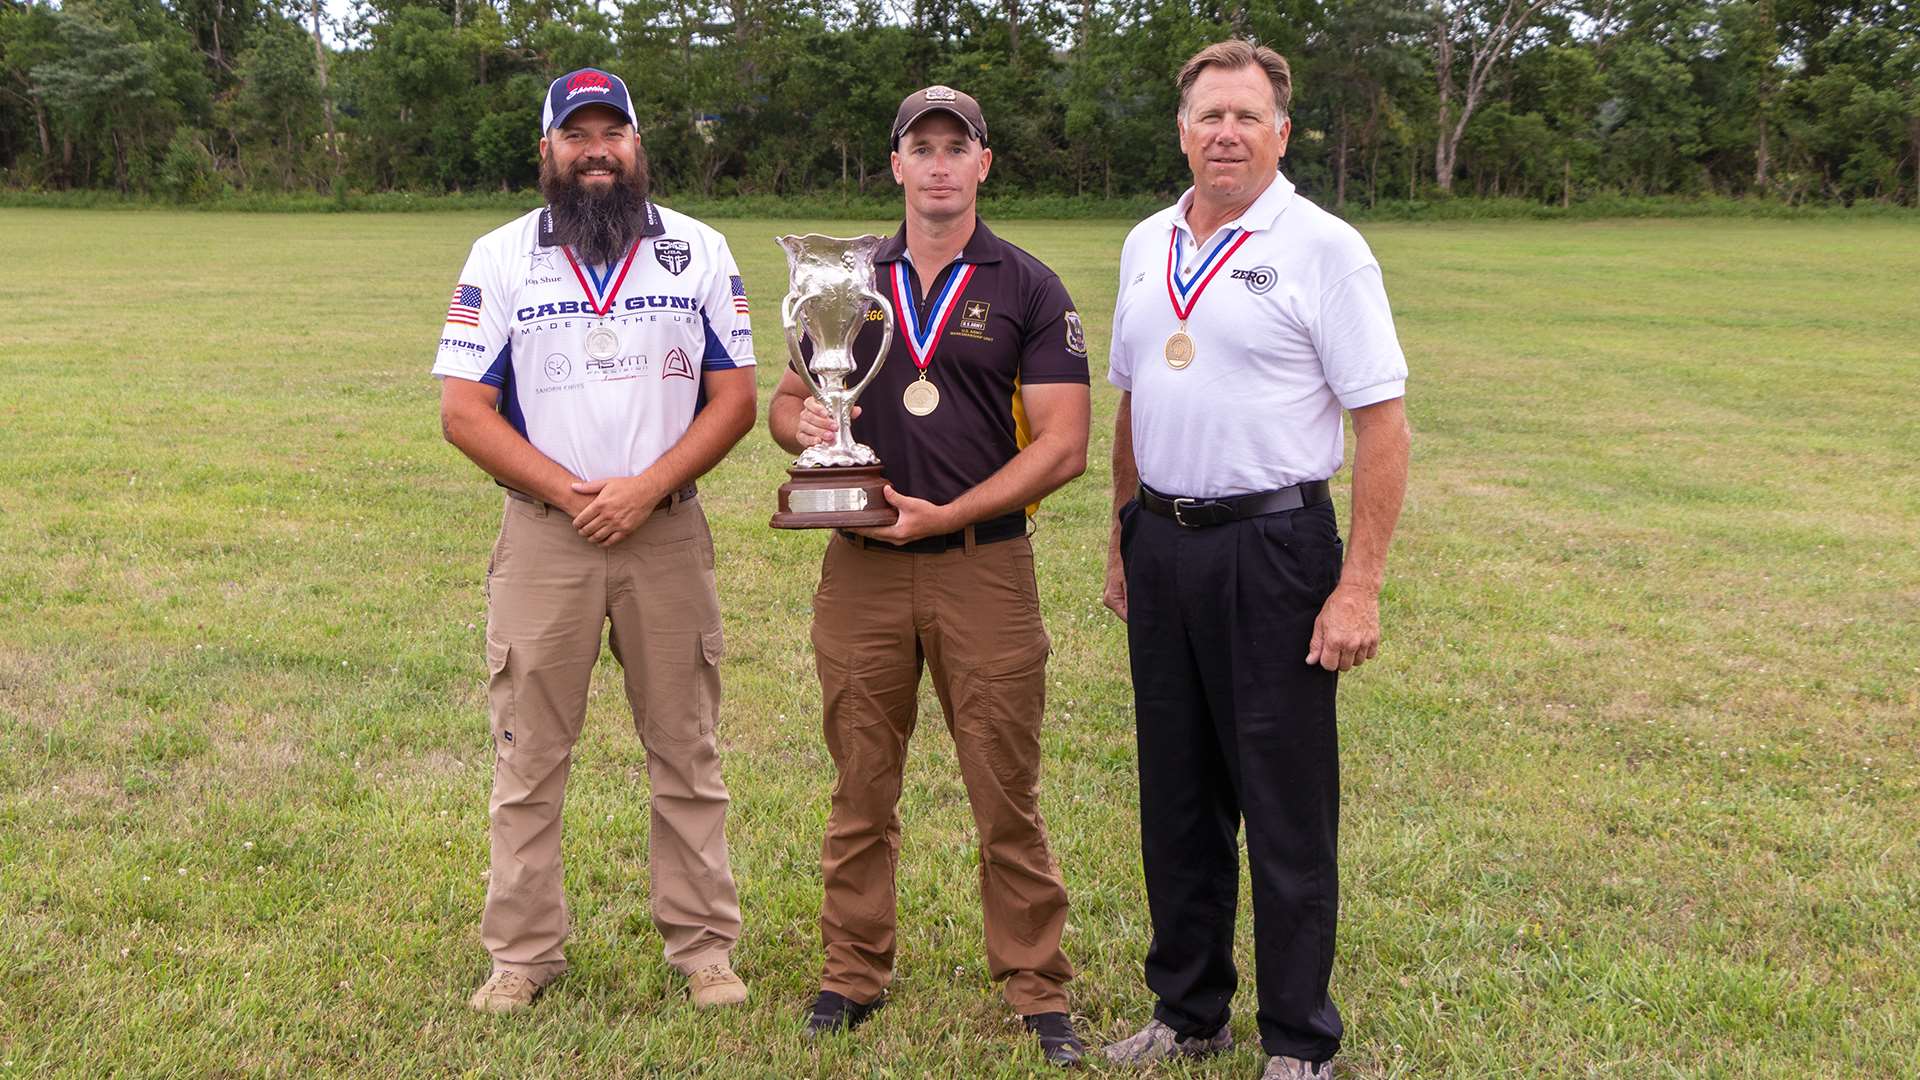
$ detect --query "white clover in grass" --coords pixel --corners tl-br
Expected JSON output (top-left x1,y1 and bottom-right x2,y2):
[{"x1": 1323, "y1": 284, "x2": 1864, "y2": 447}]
[
  {"x1": 177, "y1": 868, "x2": 187, "y2": 876},
  {"x1": 243, "y1": 841, "x2": 253, "y2": 850}
]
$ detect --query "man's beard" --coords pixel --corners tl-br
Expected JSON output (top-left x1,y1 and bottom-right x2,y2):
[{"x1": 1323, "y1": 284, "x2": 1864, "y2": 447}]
[{"x1": 540, "y1": 146, "x2": 651, "y2": 266}]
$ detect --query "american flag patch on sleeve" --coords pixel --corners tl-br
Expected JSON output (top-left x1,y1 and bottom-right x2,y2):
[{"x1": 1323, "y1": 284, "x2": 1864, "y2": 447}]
[
  {"x1": 729, "y1": 275, "x2": 750, "y2": 315},
  {"x1": 446, "y1": 284, "x2": 483, "y2": 327}
]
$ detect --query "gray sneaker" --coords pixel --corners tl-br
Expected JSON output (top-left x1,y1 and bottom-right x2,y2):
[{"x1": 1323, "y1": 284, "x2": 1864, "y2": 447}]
[
  {"x1": 1102, "y1": 1017, "x2": 1232, "y2": 1064},
  {"x1": 1262, "y1": 1055, "x2": 1332, "y2": 1079}
]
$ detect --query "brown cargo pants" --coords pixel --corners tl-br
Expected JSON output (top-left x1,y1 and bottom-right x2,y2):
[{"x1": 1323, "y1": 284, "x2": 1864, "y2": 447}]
[
  {"x1": 479, "y1": 492, "x2": 740, "y2": 985},
  {"x1": 810, "y1": 531, "x2": 1073, "y2": 1014}
]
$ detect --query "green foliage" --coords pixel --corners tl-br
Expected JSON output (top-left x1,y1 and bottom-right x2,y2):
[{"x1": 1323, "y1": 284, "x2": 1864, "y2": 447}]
[
  {"x1": 156, "y1": 126, "x2": 221, "y2": 202},
  {"x1": 0, "y1": 0, "x2": 1914, "y2": 205},
  {"x1": 230, "y1": 18, "x2": 325, "y2": 191}
]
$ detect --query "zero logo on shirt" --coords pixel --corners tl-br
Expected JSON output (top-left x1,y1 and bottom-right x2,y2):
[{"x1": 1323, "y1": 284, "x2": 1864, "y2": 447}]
[{"x1": 1231, "y1": 266, "x2": 1277, "y2": 295}]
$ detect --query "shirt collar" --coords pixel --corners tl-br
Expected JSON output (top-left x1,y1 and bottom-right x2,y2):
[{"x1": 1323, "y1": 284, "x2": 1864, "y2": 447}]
[
  {"x1": 537, "y1": 200, "x2": 667, "y2": 248},
  {"x1": 875, "y1": 215, "x2": 1006, "y2": 267},
  {"x1": 1169, "y1": 169, "x2": 1296, "y2": 239}
]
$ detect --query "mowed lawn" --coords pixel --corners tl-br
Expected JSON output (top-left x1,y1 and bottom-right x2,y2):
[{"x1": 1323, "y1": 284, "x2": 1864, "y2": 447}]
[{"x1": 0, "y1": 209, "x2": 1915, "y2": 1077}]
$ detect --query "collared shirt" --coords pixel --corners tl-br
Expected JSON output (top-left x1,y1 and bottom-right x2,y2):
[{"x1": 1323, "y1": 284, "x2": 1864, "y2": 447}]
[
  {"x1": 1109, "y1": 171, "x2": 1406, "y2": 498},
  {"x1": 431, "y1": 202, "x2": 755, "y2": 482},
  {"x1": 822, "y1": 217, "x2": 1089, "y2": 510}
]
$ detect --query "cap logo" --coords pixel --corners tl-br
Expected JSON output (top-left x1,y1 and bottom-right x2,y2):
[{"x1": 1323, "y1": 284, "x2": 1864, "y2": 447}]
[
  {"x1": 566, "y1": 71, "x2": 613, "y2": 100},
  {"x1": 925, "y1": 86, "x2": 957, "y2": 102}
]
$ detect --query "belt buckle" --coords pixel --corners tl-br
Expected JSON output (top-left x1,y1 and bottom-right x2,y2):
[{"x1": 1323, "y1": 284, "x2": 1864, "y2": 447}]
[{"x1": 1172, "y1": 497, "x2": 1204, "y2": 528}]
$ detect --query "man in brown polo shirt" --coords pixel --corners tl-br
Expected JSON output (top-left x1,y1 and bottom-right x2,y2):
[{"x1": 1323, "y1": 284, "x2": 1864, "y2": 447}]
[{"x1": 767, "y1": 86, "x2": 1093, "y2": 1066}]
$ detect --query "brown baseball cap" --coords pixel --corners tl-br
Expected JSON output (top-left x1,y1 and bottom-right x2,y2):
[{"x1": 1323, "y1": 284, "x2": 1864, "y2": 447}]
[{"x1": 891, "y1": 85, "x2": 988, "y2": 148}]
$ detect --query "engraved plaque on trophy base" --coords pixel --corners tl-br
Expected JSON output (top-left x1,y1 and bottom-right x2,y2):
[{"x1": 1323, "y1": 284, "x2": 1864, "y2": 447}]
[{"x1": 771, "y1": 464, "x2": 898, "y2": 529}]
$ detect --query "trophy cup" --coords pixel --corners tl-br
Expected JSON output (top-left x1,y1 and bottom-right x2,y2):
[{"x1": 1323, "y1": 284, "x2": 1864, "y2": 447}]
[{"x1": 770, "y1": 233, "x2": 900, "y2": 529}]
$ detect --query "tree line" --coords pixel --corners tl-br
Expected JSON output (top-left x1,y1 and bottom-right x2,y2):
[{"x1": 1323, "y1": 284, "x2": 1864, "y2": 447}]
[{"x1": 2, "y1": 0, "x2": 1916, "y2": 208}]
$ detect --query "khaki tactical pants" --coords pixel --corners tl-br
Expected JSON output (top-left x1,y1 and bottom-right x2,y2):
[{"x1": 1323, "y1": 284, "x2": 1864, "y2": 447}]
[
  {"x1": 810, "y1": 532, "x2": 1073, "y2": 1013},
  {"x1": 480, "y1": 493, "x2": 740, "y2": 985}
]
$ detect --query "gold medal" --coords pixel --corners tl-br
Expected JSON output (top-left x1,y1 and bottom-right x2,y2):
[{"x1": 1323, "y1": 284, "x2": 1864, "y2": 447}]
[
  {"x1": 1164, "y1": 329, "x2": 1195, "y2": 369},
  {"x1": 903, "y1": 379, "x2": 940, "y2": 416},
  {"x1": 1165, "y1": 225, "x2": 1248, "y2": 371},
  {"x1": 892, "y1": 260, "x2": 973, "y2": 420}
]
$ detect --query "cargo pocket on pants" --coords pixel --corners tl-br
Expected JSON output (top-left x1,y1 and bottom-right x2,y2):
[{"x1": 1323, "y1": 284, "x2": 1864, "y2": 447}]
[
  {"x1": 641, "y1": 626, "x2": 723, "y2": 746},
  {"x1": 970, "y1": 638, "x2": 1051, "y2": 794},
  {"x1": 485, "y1": 634, "x2": 519, "y2": 756}
]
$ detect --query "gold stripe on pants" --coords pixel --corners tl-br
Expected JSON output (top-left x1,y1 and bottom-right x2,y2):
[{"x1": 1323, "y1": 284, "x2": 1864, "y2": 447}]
[
  {"x1": 810, "y1": 531, "x2": 1073, "y2": 1013},
  {"x1": 480, "y1": 493, "x2": 740, "y2": 984}
]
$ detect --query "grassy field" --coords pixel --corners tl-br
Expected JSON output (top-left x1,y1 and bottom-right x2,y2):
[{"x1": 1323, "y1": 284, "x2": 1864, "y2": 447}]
[{"x1": 0, "y1": 209, "x2": 1915, "y2": 1077}]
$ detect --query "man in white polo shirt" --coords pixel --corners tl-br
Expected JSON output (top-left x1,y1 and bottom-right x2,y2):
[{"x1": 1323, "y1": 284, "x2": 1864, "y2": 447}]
[
  {"x1": 433, "y1": 67, "x2": 757, "y2": 1014},
  {"x1": 1100, "y1": 41, "x2": 1411, "y2": 1080}
]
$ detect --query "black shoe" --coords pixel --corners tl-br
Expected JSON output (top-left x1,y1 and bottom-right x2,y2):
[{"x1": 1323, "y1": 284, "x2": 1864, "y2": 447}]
[
  {"x1": 1022, "y1": 1012, "x2": 1086, "y2": 1068},
  {"x1": 804, "y1": 989, "x2": 885, "y2": 1037}
]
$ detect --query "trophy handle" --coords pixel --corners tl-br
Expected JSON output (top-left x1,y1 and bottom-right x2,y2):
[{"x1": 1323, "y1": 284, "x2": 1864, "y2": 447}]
[
  {"x1": 843, "y1": 287, "x2": 895, "y2": 403},
  {"x1": 782, "y1": 289, "x2": 831, "y2": 405}
]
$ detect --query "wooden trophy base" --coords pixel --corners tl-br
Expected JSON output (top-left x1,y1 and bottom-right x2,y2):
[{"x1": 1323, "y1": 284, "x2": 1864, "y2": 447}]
[{"x1": 771, "y1": 464, "x2": 899, "y2": 529}]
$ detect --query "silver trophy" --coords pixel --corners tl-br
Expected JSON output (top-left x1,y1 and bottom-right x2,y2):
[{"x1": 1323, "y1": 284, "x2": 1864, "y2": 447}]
[{"x1": 770, "y1": 233, "x2": 900, "y2": 529}]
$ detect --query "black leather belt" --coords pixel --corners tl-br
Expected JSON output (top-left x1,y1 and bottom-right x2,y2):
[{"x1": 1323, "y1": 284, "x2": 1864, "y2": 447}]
[
  {"x1": 838, "y1": 512, "x2": 1027, "y2": 554},
  {"x1": 1137, "y1": 480, "x2": 1330, "y2": 527},
  {"x1": 506, "y1": 483, "x2": 696, "y2": 513}
]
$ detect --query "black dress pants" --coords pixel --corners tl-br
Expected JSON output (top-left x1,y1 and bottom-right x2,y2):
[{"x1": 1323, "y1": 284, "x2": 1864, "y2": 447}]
[{"x1": 1119, "y1": 496, "x2": 1345, "y2": 1063}]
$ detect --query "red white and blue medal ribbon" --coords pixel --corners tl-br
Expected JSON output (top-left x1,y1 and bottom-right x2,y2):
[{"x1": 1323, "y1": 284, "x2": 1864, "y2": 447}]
[
  {"x1": 1163, "y1": 226, "x2": 1250, "y2": 369},
  {"x1": 890, "y1": 260, "x2": 976, "y2": 415},
  {"x1": 562, "y1": 241, "x2": 641, "y2": 360}
]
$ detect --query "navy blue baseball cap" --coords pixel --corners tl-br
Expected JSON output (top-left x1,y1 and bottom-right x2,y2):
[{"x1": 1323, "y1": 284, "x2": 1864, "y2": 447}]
[{"x1": 542, "y1": 68, "x2": 638, "y2": 134}]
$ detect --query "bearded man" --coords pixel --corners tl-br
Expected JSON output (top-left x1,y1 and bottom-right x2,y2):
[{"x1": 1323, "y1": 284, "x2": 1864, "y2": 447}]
[{"x1": 431, "y1": 67, "x2": 759, "y2": 1013}]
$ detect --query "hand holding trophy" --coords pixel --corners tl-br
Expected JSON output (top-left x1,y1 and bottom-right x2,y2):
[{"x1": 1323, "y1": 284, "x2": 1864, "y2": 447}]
[{"x1": 770, "y1": 233, "x2": 901, "y2": 529}]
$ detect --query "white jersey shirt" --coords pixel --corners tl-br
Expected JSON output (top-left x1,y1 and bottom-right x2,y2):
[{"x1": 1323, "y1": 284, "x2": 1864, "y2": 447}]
[
  {"x1": 432, "y1": 202, "x2": 755, "y2": 483},
  {"x1": 1109, "y1": 171, "x2": 1406, "y2": 498}
]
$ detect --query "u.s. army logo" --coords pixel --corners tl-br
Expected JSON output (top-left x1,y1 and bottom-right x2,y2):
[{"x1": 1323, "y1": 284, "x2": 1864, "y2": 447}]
[{"x1": 960, "y1": 299, "x2": 990, "y2": 331}]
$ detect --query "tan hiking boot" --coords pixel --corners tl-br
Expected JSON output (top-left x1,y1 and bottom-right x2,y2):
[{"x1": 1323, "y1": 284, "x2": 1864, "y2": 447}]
[
  {"x1": 467, "y1": 969, "x2": 540, "y2": 1013},
  {"x1": 687, "y1": 962, "x2": 748, "y2": 1007}
]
